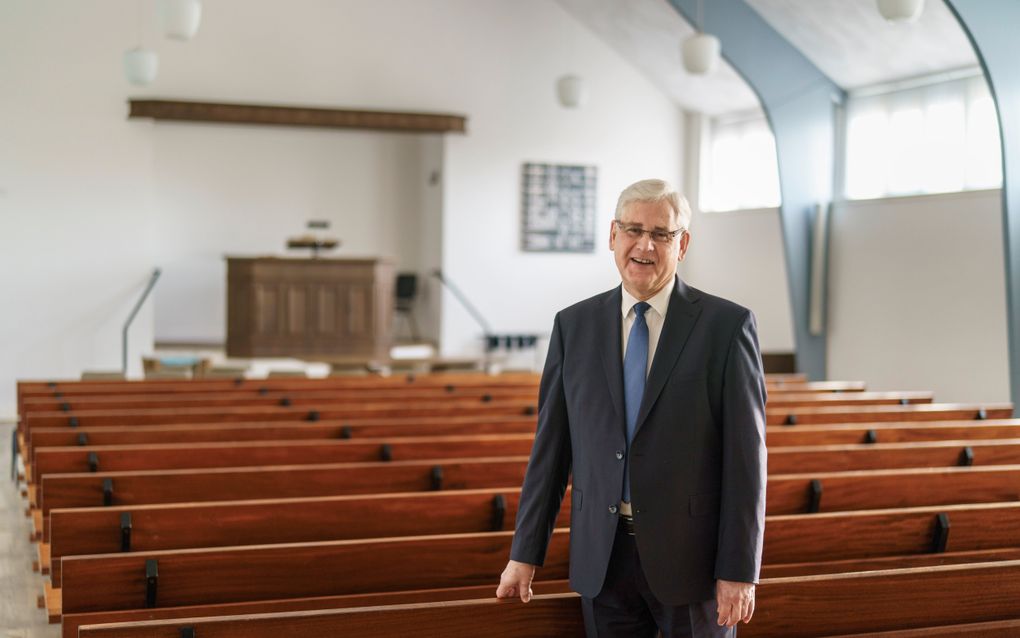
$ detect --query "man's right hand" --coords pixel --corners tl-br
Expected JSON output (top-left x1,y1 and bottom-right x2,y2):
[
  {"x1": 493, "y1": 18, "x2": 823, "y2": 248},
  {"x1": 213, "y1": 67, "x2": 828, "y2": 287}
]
[{"x1": 496, "y1": 560, "x2": 537, "y2": 602}]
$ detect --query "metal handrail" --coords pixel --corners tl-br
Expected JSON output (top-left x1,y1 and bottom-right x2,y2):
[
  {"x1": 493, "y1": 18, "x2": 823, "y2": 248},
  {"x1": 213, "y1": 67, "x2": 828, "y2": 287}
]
[
  {"x1": 123, "y1": 268, "x2": 162, "y2": 373},
  {"x1": 431, "y1": 269, "x2": 492, "y2": 335}
]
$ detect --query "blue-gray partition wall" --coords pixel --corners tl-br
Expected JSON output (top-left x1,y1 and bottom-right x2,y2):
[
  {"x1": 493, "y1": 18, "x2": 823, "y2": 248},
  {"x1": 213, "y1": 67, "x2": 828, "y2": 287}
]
[
  {"x1": 946, "y1": 1, "x2": 1020, "y2": 414},
  {"x1": 667, "y1": 0, "x2": 844, "y2": 380}
]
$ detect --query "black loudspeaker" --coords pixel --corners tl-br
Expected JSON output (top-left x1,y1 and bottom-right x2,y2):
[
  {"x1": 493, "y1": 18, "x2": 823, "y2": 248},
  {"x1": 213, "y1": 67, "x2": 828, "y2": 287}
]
[
  {"x1": 394, "y1": 273, "x2": 420, "y2": 340},
  {"x1": 395, "y1": 274, "x2": 418, "y2": 307}
]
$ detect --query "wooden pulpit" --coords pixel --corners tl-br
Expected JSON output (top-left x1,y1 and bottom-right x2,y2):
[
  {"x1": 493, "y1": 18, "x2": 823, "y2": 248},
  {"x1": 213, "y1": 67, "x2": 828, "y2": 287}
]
[{"x1": 225, "y1": 257, "x2": 394, "y2": 358}]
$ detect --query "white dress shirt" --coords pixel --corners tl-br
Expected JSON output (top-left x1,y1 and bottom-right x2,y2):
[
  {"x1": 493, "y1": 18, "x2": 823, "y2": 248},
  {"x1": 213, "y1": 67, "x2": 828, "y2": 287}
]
[{"x1": 620, "y1": 278, "x2": 675, "y2": 377}]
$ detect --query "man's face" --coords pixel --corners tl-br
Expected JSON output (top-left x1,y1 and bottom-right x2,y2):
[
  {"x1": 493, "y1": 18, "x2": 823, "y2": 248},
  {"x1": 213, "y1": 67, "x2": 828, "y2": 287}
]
[{"x1": 609, "y1": 199, "x2": 690, "y2": 300}]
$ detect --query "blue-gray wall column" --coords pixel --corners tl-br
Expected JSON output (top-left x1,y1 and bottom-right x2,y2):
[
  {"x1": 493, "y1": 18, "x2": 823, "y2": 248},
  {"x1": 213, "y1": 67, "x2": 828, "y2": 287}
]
[
  {"x1": 667, "y1": 0, "x2": 844, "y2": 380},
  {"x1": 946, "y1": 1, "x2": 1020, "y2": 415}
]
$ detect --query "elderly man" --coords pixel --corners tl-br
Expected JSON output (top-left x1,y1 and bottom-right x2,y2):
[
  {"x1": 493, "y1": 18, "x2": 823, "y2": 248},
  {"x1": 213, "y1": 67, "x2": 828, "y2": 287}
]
[{"x1": 496, "y1": 178, "x2": 767, "y2": 637}]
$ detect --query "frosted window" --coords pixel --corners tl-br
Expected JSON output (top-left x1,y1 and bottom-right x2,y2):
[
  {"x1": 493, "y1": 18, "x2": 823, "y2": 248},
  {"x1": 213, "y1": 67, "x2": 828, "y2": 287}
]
[
  {"x1": 844, "y1": 74, "x2": 1001, "y2": 200},
  {"x1": 701, "y1": 114, "x2": 781, "y2": 212}
]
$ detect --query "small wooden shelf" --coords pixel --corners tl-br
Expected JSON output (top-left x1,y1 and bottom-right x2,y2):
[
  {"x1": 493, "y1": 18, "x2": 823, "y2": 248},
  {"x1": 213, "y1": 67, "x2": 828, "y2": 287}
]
[{"x1": 128, "y1": 99, "x2": 467, "y2": 134}]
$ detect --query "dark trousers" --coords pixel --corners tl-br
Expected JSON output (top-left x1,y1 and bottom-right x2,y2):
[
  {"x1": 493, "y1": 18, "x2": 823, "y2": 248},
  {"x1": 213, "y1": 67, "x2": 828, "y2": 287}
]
[{"x1": 581, "y1": 520, "x2": 735, "y2": 638}]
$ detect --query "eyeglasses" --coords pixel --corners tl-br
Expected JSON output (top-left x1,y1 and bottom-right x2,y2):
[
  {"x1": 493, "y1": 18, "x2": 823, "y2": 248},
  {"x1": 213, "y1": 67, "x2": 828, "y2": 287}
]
[{"x1": 614, "y1": 220, "x2": 686, "y2": 245}]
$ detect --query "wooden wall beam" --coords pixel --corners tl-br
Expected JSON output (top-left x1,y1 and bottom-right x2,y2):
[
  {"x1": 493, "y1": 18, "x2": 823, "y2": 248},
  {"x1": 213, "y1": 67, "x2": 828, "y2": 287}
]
[{"x1": 128, "y1": 99, "x2": 467, "y2": 133}]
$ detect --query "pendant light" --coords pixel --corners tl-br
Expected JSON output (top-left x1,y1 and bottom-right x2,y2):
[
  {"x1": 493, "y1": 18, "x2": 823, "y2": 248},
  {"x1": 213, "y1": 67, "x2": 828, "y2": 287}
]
[
  {"x1": 160, "y1": 0, "x2": 203, "y2": 40},
  {"x1": 124, "y1": 47, "x2": 159, "y2": 85},
  {"x1": 682, "y1": 0, "x2": 720, "y2": 75},
  {"x1": 124, "y1": 1, "x2": 157, "y2": 85},
  {"x1": 876, "y1": 0, "x2": 925, "y2": 23},
  {"x1": 556, "y1": 75, "x2": 588, "y2": 109}
]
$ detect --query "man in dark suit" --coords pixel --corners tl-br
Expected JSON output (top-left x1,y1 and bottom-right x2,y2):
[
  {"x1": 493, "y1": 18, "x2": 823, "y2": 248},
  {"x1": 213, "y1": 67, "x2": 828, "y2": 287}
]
[{"x1": 496, "y1": 179, "x2": 767, "y2": 637}]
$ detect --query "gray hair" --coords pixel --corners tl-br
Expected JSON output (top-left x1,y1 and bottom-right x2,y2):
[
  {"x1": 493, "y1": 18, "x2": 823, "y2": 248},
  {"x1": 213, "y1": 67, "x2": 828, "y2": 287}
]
[{"x1": 614, "y1": 179, "x2": 692, "y2": 230}]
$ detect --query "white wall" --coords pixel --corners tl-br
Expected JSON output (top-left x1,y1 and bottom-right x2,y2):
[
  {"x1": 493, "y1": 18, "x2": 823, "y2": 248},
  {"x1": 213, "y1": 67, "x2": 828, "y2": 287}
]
[
  {"x1": 142, "y1": 0, "x2": 685, "y2": 355},
  {"x1": 828, "y1": 189, "x2": 1010, "y2": 402},
  {"x1": 0, "y1": 1, "x2": 156, "y2": 418},
  {"x1": 680, "y1": 111, "x2": 795, "y2": 354},
  {"x1": 679, "y1": 189, "x2": 1010, "y2": 405},
  {"x1": 681, "y1": 208, "x2": 796, "y2": 353},
  {"x1": 436, "y1": 7, "x2": 685, "y2": 355},
  {"x1": 0, "y1": 0, "x2": 684, "y2": 417},
  {"x1": 150, "y1": 124, "x2": 438, "y2": 343}
]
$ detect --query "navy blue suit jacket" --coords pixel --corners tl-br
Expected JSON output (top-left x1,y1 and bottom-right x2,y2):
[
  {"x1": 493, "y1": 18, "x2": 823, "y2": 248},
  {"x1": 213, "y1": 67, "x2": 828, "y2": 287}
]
[{"x1": 509, "y1": 276, "x2": 767, "y2": 604}]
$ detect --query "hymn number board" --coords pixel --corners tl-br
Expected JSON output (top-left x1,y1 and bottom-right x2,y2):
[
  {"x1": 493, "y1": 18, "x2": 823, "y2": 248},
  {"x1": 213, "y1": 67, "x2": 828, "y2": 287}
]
[{"x1": 520, "y1": 163, "x2": 597, "y2": 253}]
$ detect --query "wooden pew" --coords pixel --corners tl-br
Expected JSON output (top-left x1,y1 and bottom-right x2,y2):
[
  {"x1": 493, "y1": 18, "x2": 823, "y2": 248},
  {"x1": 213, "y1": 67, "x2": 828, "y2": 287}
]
[
  {"x1": 37, "y1": 457, "x2": 533, "y2": 519},
  {"x1": 745, "y1": 560, "x2": 1020, "y2": 637},
  {"x1": 24, "y1": 416, "x2": 1020, "y2": 490},
  {"x1": 56, "y1": 548, "x2": 1020, "y2": 633},
  {"x1": 57, "y1": 531, "x2": 572, "y2": 615},
  {"x1": 766, "y1": 465, "x2": 1020, "y2": 514},
  {"x1": 21, "y1": 399, "x2": 539, "y2": 431},
  {"x1": 25, "y1": 418, "x2": 1020, "y2": 472},
  {"x1": 68, "y1": 585, "x2": 581, "y2": 638},
  {"x1": 14, "y1": 372, "x2": 838, "y2": 419},
  {"x1": 23, "y1": 418, "x2": 1020, "y2": 487},
  {"x1": 765, "y1": 380, "x2": 866, "y2": 392},
  {"x1": 766, "y1": 391, "x2": 931, "y2": 408},
  {"x1": 26, "y1": 415, "x2": 538, "y2": 452},
  {"x1": 37, "y1": 461, "x2": 1020, "y2": 521},
  {"x1": 46, "y1": 492, "x2": 1020, "y2": 586},
  {"x1": 21, "y1": 387, "x2": 917, "y2": 414},
  {"x1": 21, "y1": 385, "x2": 539, "y2": 412},
  {"x1": 765, "y1": 402, "x2": 1013, "y2": 426},
  {"x1": 53, "y1": 526, "x2": 1020, "y2": 616},
  {"x1": 61, "y1": 584, "x2": 577, "y2": 638},
  {"x1": 13, "y1": 371, "x2": 858, "y2": 434},
  {"x1": 22, "y1": 401, "x2": 1008, "y2": 433},
  {"x1": 762, "y1": 501, "x2": 1020, "y2": 564},
  {"x1": 30, "y1": 436, "x2": 1020, "y2": 498},
  {"x1": 832, "y1": 619, "x2": 1020, "y2": 636},
  {"x1": 767, "y1": 419, "x2": 1020, "y2": 446},
  {"x1": 25, "y1": 415, "x2": 535, "y2": 452},
  {"x1": 30, "y1": 433, "x2": 542, "y2": 481},
  {"x1": 47, "y1": 488, "x2": 570, "y2": 585},
  {"x1": 73, "y1": 560, "x2": 1020, "y2": 638},
  {"x1": 15, "y1": 373, "x2": 542, "y2": 420},
  {"x1": 19, "y1": 371, "x2": 1015, "y2": 632},
  {"x1": 766, "y1": 438, "x2": 1020, "y2": 473},
  {"x1": 21, "y1": 390, "x2": 916, "y2": 463},
  {"x1": 55, "y1": 525, "x2": 1020, "y2": 617}
]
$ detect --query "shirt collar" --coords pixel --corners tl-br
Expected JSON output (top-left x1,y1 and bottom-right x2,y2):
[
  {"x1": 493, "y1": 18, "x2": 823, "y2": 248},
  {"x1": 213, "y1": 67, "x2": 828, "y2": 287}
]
[{"x1": 620, "y1": 277, "x2": 675, "y2": 319}]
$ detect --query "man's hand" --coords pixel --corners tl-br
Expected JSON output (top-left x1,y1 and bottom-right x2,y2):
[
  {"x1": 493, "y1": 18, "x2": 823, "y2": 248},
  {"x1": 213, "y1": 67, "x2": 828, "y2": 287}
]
[
  {"x1": 716, "y1": 579, "x2": 755, "y2": 627},
  {"x1": 496, "y1": 560, "x2": 537, "y2": 603}
]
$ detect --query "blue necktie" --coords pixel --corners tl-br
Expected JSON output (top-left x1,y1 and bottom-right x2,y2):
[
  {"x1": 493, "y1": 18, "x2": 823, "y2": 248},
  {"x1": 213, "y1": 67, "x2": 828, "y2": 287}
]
[{"x1": 622, "y1": 301, "x2": 649, "y2": 503}]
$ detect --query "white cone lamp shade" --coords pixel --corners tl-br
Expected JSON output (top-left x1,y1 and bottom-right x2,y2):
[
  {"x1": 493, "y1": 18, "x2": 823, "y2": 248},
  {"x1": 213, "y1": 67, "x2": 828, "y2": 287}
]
[
  {"x1": 160, "y1": 0, "x2": 202, "y2": 40},
  {"x1": 877, "y1": 0, "x2": 925, "y2": 23},
  {"x1": 682, "y1": 33, "x2": 720, "y2": 75},
  {"x1": 556, "y1": 75, "x2": 588, "y2": 108},
  {"x1": 124, "y1": 48, "x2": 159, "y2": 85}
]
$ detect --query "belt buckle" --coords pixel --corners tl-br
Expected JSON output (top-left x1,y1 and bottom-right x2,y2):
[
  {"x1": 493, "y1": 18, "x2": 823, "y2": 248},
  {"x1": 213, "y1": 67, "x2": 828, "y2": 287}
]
[{"x1": 619, "y1": 514, "x2": 635, "y2": 536}]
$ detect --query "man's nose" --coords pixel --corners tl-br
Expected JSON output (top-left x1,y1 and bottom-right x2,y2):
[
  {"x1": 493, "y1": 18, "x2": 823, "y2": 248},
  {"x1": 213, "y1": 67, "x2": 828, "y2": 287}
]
[{"x1": 637, "y1": 234, "x2": 656, "y2": 250}]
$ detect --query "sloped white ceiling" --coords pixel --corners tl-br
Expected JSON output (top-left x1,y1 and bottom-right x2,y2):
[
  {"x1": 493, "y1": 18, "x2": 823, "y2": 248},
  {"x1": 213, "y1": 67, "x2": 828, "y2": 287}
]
[
  {"x1": 555, "y1": 0, "x2": 762, "y2": 115},
  {"x1": 555, "y1": 0, "x2": 979, "y2": 116},
  {"x1": 745, "y1": 0, "x2": 978, "y2": 89}
]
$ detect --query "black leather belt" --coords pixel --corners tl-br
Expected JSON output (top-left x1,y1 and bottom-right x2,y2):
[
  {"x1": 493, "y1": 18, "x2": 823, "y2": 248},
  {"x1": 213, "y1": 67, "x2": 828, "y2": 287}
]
[{"x1": 618, "y1": 514, "x2": 635, "y2": 536}]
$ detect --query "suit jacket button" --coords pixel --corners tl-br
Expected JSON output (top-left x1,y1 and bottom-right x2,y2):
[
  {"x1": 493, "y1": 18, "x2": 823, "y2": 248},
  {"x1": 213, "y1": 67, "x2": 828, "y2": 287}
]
[
  {"x1": 615, "y1": 450, "x2": 624, "y2": 460},
  {"x1": 608, "y1": 505, "x2": 618, "y2": 514}
]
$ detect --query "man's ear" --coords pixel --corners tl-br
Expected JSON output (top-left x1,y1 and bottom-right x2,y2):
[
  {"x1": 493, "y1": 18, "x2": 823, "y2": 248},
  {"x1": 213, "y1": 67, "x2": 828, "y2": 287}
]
[
  {"x1": 677, "y1": 230, "x2": 691, "y2": 262},
  {"x1": 608, "y1": 220, "x2": 618, "y2": 250}
]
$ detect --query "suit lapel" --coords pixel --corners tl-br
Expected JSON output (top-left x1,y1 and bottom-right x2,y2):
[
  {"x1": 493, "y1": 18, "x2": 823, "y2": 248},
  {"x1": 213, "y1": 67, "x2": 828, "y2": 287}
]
[
  {"x1": 633, "y1": 277, "x2": 702, "y2": 439},
  {"x1": 598, "y1": 286, "x2": 626, "y2": 428}
]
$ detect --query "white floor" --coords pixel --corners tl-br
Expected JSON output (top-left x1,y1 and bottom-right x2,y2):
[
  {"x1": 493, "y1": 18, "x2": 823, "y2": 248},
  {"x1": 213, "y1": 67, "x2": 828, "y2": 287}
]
[{"x1": 0, "y1": 423, "x2": 58, "y2": 637}]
